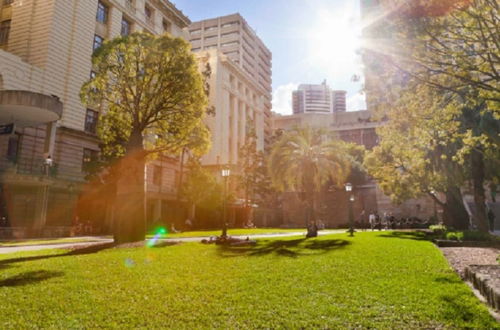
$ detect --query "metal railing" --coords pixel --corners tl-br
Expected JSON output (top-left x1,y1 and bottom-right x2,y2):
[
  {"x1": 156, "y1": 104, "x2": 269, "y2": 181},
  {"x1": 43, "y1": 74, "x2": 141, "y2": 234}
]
[{"x1": 0, "y1": 156, "x2": 86, "y2": 182}]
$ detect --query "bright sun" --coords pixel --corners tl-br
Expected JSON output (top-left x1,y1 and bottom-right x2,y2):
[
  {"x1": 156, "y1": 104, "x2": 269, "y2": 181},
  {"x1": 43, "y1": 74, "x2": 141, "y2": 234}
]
[{"x1": 305, "y1": 9, "x2": 362, "y2": 77}]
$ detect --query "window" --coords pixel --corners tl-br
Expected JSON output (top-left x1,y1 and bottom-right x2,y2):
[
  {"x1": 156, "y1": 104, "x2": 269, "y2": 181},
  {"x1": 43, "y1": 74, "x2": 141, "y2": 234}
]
[
  {"x1": 96, "y1": 1, "x2": 108, "y2": 24},
  {"x1": 221, "y1": 21, "x2": 238, "y2": 28},
  {"x1": 204, "y1": 26, "x2": 217, "y2": 32},
  {"x1": 190, "y1": 29, "x2": 201, "y2": 35},
  {"x1": 6, "y1": 133, "x2": 20, "y2": 162},
  {"x1": 191, "y1": 47, "x2": 201, "y2": 52},
  {"x1": 121, "y1": 18, "x2": 131, "y2": 36},
  {"x1": 2, "y1": 0, "x2": 13, "y2": 6},
  {"x1": 152, "y1": 165, "x2": 162, "y2": 186},
  {"x1": 93, "y1": 35, "x2": 104, "y2": 51},
  {"x1": 0, "y1": 20, "x2": 11, "y2": 45},
  {"x1": 162, "y1": 19, "x2": 171, "y2": 33},
  {"x1": 82, "y1": 149, "x2": 99, "y2": 173},
  {"x1": 204, "y1": 35, "x2": 217, "y2": 42},
  {"x1": 145, "y1": 4, "x2": 153, "y2": 23},
  {"x1": 85, "y1": 109, "x2": 99, "y2": 134}
]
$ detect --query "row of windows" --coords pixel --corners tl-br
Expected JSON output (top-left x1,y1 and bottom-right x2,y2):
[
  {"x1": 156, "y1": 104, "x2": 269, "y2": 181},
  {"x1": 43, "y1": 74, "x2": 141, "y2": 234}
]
[
  {"x1": 96, "y1": 1, "x2": 171, "y2": 35},
  {"x1": 189, "y1": 21, "x2": 239, "y2": 35}
]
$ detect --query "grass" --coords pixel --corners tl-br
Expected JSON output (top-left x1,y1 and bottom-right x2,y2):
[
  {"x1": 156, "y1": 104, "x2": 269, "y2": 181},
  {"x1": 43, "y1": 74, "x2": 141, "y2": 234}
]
[
  {"x1": 0, "y1": 238, "x2": 103, "y2": 247},
  {"x1": 0, "y1": 231, "x2": 497, "y2": 329},
  {"x1": 0, "y1": 228, "x2": 307, "y2": 247},
  {"x1": 162, "y1": 227, "x2": 308, "y2": 238}
]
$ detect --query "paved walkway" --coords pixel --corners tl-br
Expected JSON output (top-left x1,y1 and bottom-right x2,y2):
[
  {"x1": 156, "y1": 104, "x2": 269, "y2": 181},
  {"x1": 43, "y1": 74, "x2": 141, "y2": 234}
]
[{"x1": 0, "y1": 230, "x2": 344, "y2": 254}]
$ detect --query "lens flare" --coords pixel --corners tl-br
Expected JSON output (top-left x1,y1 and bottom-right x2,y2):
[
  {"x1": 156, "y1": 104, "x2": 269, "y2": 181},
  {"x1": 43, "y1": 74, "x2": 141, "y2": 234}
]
[
  {"x1": 146, "y1": 227, "x2": 168, "y2": 248},
  {"x1": 124, "y1": 258, "x2": 136, "y2": 268}
]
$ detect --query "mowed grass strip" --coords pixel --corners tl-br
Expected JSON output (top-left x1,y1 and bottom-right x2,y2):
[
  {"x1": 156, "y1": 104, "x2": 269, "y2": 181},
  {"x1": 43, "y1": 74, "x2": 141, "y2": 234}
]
[
  {"x1": 160, "y1": 227, "x2": 308, "y2": 238},
  {"x1": 0, "y1": 238, "x2": 104, "y2": 247},
  {"x1": 0, "y1": 232, "x2": 497, "y2": 329}
]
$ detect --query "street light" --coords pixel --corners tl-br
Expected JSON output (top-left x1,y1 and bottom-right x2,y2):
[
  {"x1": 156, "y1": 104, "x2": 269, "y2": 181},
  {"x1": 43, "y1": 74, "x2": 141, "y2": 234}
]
[
  {"x1": 44, "y1": 155, "x2": 53, "y2": 176},
  {"x1": 345, "y1": 183, "x2": 355, "y2": 236},
  {"x1": 221, "y1": 166, "x2": 231, "y2": 239}
]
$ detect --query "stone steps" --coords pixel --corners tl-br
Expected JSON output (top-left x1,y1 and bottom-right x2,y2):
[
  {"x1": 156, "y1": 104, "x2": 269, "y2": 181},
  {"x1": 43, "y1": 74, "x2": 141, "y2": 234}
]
[{"x1": 464, "y1": 265, "x2": 500, "y2": 311}]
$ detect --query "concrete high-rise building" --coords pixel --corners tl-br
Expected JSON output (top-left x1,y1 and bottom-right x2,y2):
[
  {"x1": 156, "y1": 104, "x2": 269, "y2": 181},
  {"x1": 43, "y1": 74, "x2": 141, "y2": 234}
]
[
  {"x1": 196, "y1": 49, "x2": 267, "y2": 169},
  {"x1": 292, "y1": 82, "x2": 346, "y2": 114},
  {"x1": 188, "y1": 13, "x2": 273, "y2": 151},
  {"x1": 0, "y1": 0, "x2": 190, "y2": 237}
]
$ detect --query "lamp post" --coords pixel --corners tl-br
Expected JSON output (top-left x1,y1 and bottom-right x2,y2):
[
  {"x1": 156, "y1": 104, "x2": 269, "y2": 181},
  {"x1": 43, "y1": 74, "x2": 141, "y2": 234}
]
[
  {"x1": 221, "y1": 166, "x2": 231, "y2": 239},
  {"x1": 44, "y1": 155, "x2": 53, "y2": 177},
  {"x1": 345, "y1": 183, "x2": 355, "y2": 237}
]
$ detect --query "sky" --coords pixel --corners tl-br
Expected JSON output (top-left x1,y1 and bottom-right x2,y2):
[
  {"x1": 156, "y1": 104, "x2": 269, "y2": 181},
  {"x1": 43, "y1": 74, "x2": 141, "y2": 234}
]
[{"x1": 173, "y1": 0, "x2": 366, "y2": 115}]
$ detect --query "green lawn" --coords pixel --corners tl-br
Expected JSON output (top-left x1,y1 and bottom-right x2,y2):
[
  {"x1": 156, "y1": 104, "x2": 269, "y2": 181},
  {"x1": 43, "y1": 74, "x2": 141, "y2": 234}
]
[
  {"x1": 162, "y1": 227, "x2": 308, "y2": 238},
  {"x1": 0, "y1": 232, "x2": 497, "y2": 328},
  {"x1": 0, "y1": 238, "x2": 103, "y2": 247}
]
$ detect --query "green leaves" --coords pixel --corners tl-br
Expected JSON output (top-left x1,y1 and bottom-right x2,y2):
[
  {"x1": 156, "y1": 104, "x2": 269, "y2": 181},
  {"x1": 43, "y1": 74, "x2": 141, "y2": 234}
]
[
  {"x1": 268, "y1": 127, "x2": 352, "y2": 194},
  {"x1": 80, "y1": 32, "x2": 210, "y2": 158}
]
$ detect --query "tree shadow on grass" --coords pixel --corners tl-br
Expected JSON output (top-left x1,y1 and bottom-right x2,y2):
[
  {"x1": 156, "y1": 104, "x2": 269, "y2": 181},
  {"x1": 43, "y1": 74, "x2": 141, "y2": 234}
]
[
  {"x1": 378, "y1": 231, "x2": 430, "y2": 241},
  {"x1": 0, "y1": 270, "x2": 64, "y2": 287},
  {"x1": 218, "y1": 238, "x2": 351, "y2": 258},
  {"x1": 0, "y1": 242, "x2": 115, "y2": 269}
]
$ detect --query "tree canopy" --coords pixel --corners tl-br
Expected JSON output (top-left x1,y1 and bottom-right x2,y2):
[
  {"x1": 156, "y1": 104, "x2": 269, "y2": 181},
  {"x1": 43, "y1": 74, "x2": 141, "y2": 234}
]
[{"x1": 80, "y1": 32, "x2": 210, "y2": 243}]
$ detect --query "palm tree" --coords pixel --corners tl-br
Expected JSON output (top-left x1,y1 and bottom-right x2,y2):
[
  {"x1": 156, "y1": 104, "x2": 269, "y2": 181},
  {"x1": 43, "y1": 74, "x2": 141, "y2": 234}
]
[{"x1": 268, "y1": 126, "x2": 352, "y2": 237}]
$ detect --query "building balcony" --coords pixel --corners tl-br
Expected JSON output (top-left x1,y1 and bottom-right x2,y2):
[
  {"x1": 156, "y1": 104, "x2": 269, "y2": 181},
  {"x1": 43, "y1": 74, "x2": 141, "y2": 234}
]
[
  {"x1": 0, "y1": 156, "x2": 86, "y2": 184},
  {"x1": 0, "y1": 90, "x2": 62, "y2": 128}
]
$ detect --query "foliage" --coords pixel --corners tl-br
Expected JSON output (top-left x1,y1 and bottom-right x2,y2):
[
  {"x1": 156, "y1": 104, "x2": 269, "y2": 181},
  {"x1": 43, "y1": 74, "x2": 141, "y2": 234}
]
[
  {"x1": 268, "y1": 126, "x2": 354, "y2": 236},
  {"x1": 81, "y1": 32, "x2": 210, "y2": 158},
  {"x1": 237, "y1": 118, "x2": 277, "y2": 209},
  {"x1": 363, "y1": 1, "x2": 500, "y2": 231},
  {"x1": 269, "y1": 126, "x2": 352, "y2": 194},
  {"x1": 429, "y1": 224, "x2": 447, "y2": 235},
  {"x1": 180, "y1": 159, "x2": 223, "y2": 214},
  {"x1": 80, "y1": 32, "x2": 210, "y2": 242},
  {"x1": 0, "y1": 233, "x2": 497, "y2": 328}
]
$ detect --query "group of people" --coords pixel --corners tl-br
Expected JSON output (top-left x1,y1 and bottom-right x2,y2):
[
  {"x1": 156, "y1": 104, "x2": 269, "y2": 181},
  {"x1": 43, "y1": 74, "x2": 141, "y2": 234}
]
[{"x1": 365, "y1": 212, "x2": 428, "y2": 231}]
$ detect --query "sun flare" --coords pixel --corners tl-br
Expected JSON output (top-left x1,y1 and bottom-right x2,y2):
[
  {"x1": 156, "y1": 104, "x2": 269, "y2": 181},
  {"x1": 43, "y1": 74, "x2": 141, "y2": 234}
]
[{"x1": 305, "y1": 8, "x2": 362, "y2": 76}]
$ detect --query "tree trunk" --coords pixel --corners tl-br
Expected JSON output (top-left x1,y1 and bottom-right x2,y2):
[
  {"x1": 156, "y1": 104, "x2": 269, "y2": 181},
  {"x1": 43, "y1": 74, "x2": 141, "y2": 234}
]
[
  {"x1": 471, "y1": 149, "x2": 489, "y2": 232},
  {"x1": 443, "y1": 186, "x2": 469, "y2": 230},
  {"x1": 306, "y1": 195, "x2": 318, "y2": 238},
  {"x1": 113, "y1": 130, "x2": 147, "y2": 243}
]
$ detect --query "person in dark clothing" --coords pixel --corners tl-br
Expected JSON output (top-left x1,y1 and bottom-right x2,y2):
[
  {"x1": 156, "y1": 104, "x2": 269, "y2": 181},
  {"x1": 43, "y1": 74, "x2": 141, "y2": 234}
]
[{"x1": 488, "y1": 209, "x2": 496, "y2": 231}]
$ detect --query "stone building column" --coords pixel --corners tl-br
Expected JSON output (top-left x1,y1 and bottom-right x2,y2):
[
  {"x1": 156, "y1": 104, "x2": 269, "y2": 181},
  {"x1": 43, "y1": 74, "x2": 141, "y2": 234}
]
[
  {"x1": 33, "y1": 185, "x2": 50, "y2": 234},
  {"x1": 43, "y1": 121, "x2": 57, "y2": 158}
]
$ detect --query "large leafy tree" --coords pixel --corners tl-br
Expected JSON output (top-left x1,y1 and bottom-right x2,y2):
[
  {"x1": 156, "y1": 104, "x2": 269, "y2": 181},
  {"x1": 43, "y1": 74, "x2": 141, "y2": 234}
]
[
  {"x1": 365, "y1": 83, "x2": 473, "y2": 229},
  {"x1": 268, "y1": 127, "x2": 352, "y2": 237},
  {"x1": 364, "y1": 0, "x2": 499, "y2": 231},
  {"x1": 81, "y1": 32, "x2": 210, "y2": 243}
]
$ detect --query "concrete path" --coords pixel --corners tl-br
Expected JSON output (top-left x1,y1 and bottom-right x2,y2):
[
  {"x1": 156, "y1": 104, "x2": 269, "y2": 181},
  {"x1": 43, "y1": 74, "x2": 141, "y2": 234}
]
[{"x1": 0, "y1": 230, "x2": 346, "y2": 254}]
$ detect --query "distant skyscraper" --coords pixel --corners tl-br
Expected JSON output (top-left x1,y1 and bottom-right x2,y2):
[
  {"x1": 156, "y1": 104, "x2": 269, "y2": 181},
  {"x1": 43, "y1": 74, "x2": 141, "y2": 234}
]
[
  {"x1": 292, "y1": 82, "x2": 346, "y2": 114},
  {"x1": 188, "y1": 13, "x2": 273, "y2": 150}
]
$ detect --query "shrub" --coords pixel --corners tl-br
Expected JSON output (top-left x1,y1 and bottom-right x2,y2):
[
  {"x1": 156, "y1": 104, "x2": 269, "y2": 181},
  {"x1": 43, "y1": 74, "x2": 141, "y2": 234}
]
[
  {"x1": 445, "y1": 232, "x2": 464, "y2": 241},
  {"x1": 461, "y1": 231, "x2": 492, "y2": 242},
  {"x1": 429, "y1": 224, "x2": 447, "y2": 236}
]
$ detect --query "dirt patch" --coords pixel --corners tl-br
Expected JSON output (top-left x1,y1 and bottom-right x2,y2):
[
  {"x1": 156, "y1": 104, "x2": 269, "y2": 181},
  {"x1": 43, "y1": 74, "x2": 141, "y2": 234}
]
[{"x1": 440, "y1": 247, "x2": 500, "y2": 278}]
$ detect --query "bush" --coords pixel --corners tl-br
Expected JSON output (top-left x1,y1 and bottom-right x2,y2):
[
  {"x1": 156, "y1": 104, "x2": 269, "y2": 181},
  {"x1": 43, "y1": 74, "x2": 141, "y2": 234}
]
[
  {"x1": 429, "y1": 224, "x2": 447, "y2": 236},
  {"x1": 445, "y1": 232, "x2": 464, "y2": 241},
  {"x1": 461, "y1": 231, "x2": 492, "y2": 242}
]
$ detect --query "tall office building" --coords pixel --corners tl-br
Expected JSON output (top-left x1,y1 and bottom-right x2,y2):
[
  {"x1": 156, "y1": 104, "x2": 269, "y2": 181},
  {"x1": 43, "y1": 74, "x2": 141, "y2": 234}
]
[
  {"x1": 188, "y1": 13, "x2": 273, "y2": 152},
  {"x1": 292, "y1": 82, "x2": 346, "y2": 114},
  {"x1": 0, "y1": 0, "x2": 190, "y2": 237}
]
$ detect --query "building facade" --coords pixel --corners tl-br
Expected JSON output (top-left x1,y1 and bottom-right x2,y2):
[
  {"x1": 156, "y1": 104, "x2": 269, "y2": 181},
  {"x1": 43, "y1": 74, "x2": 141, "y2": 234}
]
[
  {"x1": 272, "y1": 110, "x2": 435, "y2": 228},
  {"x1": 292, "y1": 82, "x2": 346, "y2": 114},
  {"x1": 188, "y1": 13, "x2": 273, "y2": 150},
  {"x1": 197, "y1": 49, "x2": 267, "y2": 169},
  {"x1": 0, "y1": 0, "x2": 190, "y2": 237}
]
